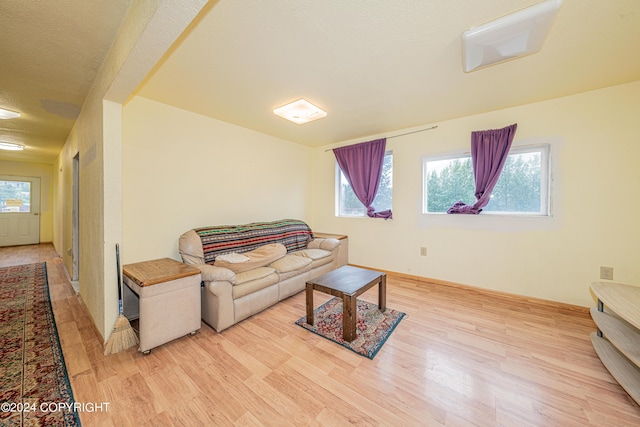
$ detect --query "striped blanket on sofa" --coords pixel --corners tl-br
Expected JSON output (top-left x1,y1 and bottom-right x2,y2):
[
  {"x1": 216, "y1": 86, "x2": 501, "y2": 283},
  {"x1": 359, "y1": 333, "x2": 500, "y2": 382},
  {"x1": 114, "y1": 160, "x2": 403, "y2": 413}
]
[{"x1": 195, "y1": 219, "x2": 314, "y2": 265}]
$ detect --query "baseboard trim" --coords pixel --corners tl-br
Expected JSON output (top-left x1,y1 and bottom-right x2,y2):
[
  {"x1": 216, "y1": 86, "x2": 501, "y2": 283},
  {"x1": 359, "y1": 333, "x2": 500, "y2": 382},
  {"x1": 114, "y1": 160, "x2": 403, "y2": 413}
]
[
  {"x1": 76, "y1": 294, "x2": 106, "y2": 348},
  {"x1": 347, "y1": 263, "x2": 589, "y2": 314}
]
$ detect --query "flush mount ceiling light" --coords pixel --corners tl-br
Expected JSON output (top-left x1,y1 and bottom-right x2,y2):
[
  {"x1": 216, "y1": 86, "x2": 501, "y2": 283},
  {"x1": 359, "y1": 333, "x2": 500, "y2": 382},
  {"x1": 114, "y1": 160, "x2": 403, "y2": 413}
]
[
  {"x1": 0, "y1": 108, "x2": 20, "y2": 119},
  {"x1": 462, "y1": 0, "x2": 563, "y2": 72},
  {"x1": 0, "y1": 142, "x2": 24, "y2": 151},
  {"x1": 273, "y1": 99, "x2": 327, "y2": 125}
]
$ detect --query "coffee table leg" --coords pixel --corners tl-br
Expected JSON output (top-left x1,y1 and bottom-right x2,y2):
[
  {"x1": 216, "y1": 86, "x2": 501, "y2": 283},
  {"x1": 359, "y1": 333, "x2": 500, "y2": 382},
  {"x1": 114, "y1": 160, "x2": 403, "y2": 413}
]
[
  {"x1": 343, "y1": 295, "x2": 357, "y2": 342},
  {"x1": 379, "y1": 273, "x2": 387, "y2": 312},
  {"x1": 306, "y1": 283, "x2": 314, "y2": 325}
]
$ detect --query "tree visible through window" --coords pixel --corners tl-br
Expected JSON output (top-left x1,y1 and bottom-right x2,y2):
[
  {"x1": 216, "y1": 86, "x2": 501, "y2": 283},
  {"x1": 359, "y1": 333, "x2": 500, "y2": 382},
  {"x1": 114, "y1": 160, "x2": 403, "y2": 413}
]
[
  {"x1": 337, "y1": 151, "x2": 393, "y2": 217},
  {"x1": 423, "y1": 145, "x2": 550, "y2": 215},
  {"x1": 0, "y1": 180, "x2": 31, "y2": 212}
]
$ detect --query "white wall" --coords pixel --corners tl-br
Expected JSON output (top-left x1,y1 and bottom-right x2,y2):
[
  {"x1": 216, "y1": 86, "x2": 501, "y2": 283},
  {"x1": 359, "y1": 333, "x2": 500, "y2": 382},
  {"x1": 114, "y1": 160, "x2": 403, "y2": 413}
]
[
  {"x1": 311, "y1": 81, "x2": 640, "y2": 307},
  {"x1": 121, "y1": 96, "x2": 313, "y2": 264}
]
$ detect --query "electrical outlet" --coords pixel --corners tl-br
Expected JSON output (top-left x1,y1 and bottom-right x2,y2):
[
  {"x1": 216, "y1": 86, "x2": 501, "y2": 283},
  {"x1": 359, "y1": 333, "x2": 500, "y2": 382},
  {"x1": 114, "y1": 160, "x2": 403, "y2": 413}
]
[
  {"x1": 600, "y1": 266, "x2": 614, "y2": 280},
  {"x1": 420, "y1": 247, "x2": 428, "y2": 256}
]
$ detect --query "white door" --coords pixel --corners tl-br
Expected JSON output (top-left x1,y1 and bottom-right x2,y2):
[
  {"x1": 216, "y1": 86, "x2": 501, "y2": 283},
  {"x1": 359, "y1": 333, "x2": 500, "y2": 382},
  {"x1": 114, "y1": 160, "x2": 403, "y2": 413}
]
[{"x1": 0, "y1": 175, "x2": 41, "y2": 247}]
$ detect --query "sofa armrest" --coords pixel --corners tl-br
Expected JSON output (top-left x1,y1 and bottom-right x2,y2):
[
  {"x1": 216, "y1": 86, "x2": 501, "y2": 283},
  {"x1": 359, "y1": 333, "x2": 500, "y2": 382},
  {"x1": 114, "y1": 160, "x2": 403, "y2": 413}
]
[
  {"x1": 307, "y1": 237, "x2": 340, "y2": 251},
  {"x1": 179, "y1": 229, "x2": 206, "y2": 264},
  {"x1": 201, "y1": 276, "x2": 235, "y2": 332},
  {"x1": 193, "y1": 264, "x2": 236, "y2": 284}
]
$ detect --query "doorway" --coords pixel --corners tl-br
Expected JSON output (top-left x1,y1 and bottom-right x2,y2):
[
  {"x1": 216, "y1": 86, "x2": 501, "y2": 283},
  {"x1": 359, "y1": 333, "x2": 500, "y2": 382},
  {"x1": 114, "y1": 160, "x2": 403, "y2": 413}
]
[{"x1": 71, "y1": 154, "x2": 80, "y2": 292}]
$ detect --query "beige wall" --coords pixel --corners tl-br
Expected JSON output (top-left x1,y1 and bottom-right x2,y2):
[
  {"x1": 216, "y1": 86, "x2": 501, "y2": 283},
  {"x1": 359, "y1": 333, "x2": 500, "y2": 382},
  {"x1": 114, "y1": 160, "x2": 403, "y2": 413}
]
[
  {"x1": 311, "y1": 81, "x2": 640, "y2": 307},
  {"x1": 54, "y1": 72, "x2": 109, "y2": 340},
  {"x1": 121, "y1": 96, "x2": 313, "y2": 264},
  {"x1": 53, "y1": 127, "x2": 78, "y2": 277},
  {"x1": 53, "y1": 0, "x2": 208, "y2": 341},
  {"x1": 0, "y1": 160, "x2": 54, "y2": 242},
  {"x1": 121, "y1": 81, "x2": 640, "y2": 309}
]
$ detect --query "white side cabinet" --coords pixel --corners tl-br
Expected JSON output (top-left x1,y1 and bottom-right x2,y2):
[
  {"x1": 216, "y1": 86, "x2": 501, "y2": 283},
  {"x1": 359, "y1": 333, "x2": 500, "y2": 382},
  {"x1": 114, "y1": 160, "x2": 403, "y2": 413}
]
[
  {"x1": 590, "y1": 281, "x2": 640, "y2": 405},
  {"x1": 123, "y1": 258, "x2": 201, "y2": 354}
]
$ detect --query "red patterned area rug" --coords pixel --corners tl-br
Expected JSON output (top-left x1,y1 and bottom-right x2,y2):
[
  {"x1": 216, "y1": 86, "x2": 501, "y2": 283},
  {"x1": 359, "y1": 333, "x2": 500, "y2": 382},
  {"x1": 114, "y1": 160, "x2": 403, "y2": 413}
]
[
  {"x1": 295, "y1": 297, "x2": 405, "y2": 359},
  {"x1": 0, "y1": 263, "x2": 80, "y2": 426}
]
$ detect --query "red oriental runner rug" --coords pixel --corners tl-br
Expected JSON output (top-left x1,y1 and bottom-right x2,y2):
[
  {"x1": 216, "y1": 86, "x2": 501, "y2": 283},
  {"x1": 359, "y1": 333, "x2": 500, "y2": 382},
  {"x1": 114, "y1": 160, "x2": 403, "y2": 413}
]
[
  {"x1": 0, "y1": 262, "x2": 80, "y2": 426},
  {"x1": 295, "y1": 297, "x2": 405, "y2": 359}
]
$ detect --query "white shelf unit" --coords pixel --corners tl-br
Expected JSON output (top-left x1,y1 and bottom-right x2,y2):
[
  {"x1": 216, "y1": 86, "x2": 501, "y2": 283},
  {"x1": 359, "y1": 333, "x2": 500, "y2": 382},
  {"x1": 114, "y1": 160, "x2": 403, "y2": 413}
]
[{"x1": 590, "y1": 281, "x2": 640, "y2": 405}]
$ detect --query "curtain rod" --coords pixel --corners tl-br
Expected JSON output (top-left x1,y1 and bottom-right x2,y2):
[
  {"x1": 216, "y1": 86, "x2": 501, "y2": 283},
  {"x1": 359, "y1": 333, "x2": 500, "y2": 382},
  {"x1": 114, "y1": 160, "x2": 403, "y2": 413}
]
[{"x1": 324, "y1": 125, "x2": 438, "y2": 152}]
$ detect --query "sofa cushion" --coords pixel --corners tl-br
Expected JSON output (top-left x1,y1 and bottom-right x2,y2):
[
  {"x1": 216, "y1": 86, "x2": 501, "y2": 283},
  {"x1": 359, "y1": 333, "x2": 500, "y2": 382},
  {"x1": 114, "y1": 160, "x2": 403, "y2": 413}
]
[
  {"x1": 309, "y1": 253, "x2": 335, "y2": 269},
  {"x1": 233, "y1": 268, "x2": 279, "y2": 299},
  {"x1": 215, "y1": 243, "x2": 287, "y2": 273},
  {"x1": 235, "y1": 266, "x2": 276, "y2": 284},
  {"x1": 216, "y1": 252, "x2": 250, "y2": 263},
  {"x1": 195, "y1": 264, "x2": 236, "y2": 283},
  {"x1": 290, "y1": 248, "x2": 332, "y2": 261},
  {"x1": 269, "y1": 254, "x2": 312, "y2": 273},
  {"x1": 291, "y1": 248, "x2": 334, "y2": 269},
  {"x1": 307, "y1": 238, "x2": 340, "y2": 251}
]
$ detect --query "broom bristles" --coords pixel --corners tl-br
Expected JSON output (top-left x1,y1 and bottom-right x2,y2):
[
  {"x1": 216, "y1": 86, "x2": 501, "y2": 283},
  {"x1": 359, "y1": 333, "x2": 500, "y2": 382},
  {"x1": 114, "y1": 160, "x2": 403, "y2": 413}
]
[{"x1": 104, "y1": 314, "x2": 139, "y2": 355}]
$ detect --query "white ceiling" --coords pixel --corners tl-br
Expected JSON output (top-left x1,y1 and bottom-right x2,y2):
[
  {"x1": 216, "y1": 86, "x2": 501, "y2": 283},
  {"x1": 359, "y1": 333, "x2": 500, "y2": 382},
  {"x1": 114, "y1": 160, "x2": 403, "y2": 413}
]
[
  {"x1": 2, "y1": 0, "x2": 640, "y2": 163},
  {"x1": 137, "y1": 0, "x2": 640, "y2": 147}
]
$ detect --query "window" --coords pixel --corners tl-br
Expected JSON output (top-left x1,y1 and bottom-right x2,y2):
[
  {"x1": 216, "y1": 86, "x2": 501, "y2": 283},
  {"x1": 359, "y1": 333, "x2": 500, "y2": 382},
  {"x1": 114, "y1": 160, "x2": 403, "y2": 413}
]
[
  {"x1": 336, "y1": 151, "x2": 393, "y2": 217},
  {"x1": 423, "y1": 144, "x2": 550, "y2": 215},
  {"x1": 0, "y1": 180, "x2": 31, "y2": 212}
]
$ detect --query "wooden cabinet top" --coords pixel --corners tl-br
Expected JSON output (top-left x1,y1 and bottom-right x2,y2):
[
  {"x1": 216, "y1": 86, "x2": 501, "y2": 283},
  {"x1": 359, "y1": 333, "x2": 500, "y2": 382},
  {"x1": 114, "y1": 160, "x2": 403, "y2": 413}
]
[
  {"x1": 123, "y1": 258, "x2": 200, "y2": 287},
  {"x1": 314, "y1": 232, "x2": 348, "y2": 240}
]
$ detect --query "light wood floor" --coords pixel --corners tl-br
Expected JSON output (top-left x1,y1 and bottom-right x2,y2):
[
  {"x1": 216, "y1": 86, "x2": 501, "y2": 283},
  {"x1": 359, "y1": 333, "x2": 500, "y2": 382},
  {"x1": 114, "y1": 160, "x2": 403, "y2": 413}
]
[{"x1": 2, "y1": 244, "x2": 639, "y2": 426}]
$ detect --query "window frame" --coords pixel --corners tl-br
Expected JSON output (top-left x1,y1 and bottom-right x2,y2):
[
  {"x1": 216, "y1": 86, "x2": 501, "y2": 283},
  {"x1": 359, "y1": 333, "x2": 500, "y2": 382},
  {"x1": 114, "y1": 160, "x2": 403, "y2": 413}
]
[
  {"x1": 422, "y1": 143, "x2": 551, "y2": 216},
  {"x1": 335, "y1": 150, "x2": 393, "y2": 218},
  {"x1": 0, "y1": 179, "x2": 32, "y2": 213}
]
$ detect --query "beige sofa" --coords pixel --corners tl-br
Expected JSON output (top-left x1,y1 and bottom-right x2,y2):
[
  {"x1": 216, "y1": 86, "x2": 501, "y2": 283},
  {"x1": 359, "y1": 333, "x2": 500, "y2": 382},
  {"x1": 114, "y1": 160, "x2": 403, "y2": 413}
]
[{"x1": 178, "y1": 219, "x2": 346, "y2": 332}]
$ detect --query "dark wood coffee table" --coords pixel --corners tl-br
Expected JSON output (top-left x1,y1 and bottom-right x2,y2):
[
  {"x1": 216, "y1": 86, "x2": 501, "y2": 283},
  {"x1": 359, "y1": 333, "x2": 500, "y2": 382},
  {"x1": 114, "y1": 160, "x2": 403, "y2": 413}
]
[{"x1": 305, "y1": 265, "x2": 386, "y2": 342}]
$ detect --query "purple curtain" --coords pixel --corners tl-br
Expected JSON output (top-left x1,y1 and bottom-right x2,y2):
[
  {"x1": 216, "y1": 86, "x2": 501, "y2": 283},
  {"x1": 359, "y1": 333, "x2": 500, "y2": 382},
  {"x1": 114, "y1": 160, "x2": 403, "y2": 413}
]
[
  {"x1": 448, "y1": 123, "x2": 518, "y2": 214},
  {"x1": 333, "y1": 138, "x2": 392, "y2": 219}
]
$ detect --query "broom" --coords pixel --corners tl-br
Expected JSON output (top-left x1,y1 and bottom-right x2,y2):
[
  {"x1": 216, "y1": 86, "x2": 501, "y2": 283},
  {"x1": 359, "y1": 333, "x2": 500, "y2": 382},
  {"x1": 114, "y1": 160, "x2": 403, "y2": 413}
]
[{"x1": 104, "y1": 243, "x2": 139, "y2": 355}]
